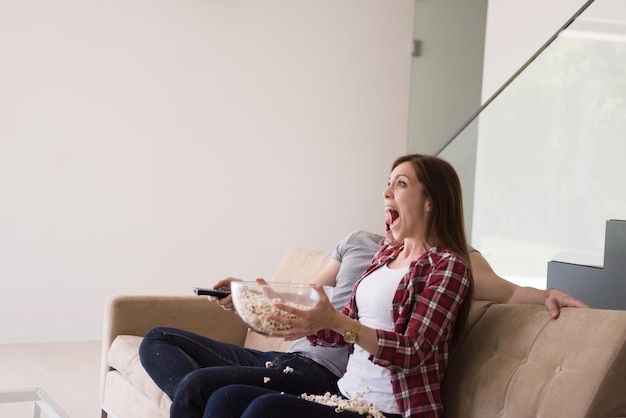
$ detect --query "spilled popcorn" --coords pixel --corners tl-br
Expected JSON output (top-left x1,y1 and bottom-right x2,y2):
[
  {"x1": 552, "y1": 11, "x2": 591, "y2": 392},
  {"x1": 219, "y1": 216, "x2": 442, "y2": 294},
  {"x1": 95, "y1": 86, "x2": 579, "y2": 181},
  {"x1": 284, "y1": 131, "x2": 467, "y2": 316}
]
[
  {"x1": 300, "y1": 391, "x2": 385, "y2": 418},
  {"x1": 263, "y1": 377, "x2": 271, "y2": 383},
  {"x1": 283, "y1": 366, "x2": 294, "y2": 374}
]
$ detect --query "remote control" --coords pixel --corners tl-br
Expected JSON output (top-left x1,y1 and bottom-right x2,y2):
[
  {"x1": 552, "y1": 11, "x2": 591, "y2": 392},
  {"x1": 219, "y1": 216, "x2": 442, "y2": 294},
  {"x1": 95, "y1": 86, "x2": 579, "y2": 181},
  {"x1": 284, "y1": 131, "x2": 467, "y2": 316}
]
[{"x1": 193, "y1": 287, "x2": 231, "y2": 298}]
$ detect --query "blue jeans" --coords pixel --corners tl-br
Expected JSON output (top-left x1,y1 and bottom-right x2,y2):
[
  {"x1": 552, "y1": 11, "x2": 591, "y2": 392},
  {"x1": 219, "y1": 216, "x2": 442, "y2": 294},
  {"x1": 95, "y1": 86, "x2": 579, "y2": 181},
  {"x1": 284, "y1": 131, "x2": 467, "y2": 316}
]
[
  {"x1": 204, "y1": 384, "x2": 403, "y2": 418},
  {"x1": 139, "y1": 327, "x2": 339, "y2": 418}
]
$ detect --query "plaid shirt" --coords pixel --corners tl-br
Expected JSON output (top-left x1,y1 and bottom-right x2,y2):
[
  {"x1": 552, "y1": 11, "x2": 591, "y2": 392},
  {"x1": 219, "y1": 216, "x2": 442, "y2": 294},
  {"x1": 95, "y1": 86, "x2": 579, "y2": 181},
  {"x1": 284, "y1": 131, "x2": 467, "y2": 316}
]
[{"x1": 308, "y1": 243, "x2": 470, "y2": 418}]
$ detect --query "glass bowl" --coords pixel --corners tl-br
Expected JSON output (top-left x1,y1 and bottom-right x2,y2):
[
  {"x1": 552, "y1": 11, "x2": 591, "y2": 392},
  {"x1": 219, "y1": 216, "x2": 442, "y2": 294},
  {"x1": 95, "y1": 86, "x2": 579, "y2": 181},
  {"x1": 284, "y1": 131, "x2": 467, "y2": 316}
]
[{"x1": 231, "y1": 281, "x2": 334, "y2": 336}]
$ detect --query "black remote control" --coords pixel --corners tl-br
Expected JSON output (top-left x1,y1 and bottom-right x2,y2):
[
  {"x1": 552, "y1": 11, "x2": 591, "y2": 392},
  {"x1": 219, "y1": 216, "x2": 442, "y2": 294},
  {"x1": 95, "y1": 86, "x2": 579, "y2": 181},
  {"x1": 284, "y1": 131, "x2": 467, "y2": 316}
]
[{"x1": 193, "y1": 287, "x2": 231, "y2": 298}]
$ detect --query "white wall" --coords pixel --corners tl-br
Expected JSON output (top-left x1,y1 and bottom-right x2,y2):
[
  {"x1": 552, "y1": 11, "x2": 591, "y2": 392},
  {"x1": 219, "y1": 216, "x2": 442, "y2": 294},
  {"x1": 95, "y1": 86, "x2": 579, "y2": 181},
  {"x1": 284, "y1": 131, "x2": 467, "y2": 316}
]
[{"x1": 0, "y1": 0, "x2": 414, "y2": 343}]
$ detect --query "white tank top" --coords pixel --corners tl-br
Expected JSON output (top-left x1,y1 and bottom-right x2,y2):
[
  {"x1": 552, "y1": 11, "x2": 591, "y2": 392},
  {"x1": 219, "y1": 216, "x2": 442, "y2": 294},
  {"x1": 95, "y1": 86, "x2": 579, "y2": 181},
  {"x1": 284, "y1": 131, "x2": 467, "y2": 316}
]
[{"x1": 337, "y1": 263, "x2": 409, "y2": 414}]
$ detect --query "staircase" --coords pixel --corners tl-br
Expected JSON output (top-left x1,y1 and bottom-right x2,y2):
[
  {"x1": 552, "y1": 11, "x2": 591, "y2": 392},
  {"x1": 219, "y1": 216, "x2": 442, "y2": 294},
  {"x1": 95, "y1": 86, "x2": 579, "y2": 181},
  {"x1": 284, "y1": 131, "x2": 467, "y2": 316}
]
[{"x1": 547, "y1": 219, "x2": 626, "y2": 310}]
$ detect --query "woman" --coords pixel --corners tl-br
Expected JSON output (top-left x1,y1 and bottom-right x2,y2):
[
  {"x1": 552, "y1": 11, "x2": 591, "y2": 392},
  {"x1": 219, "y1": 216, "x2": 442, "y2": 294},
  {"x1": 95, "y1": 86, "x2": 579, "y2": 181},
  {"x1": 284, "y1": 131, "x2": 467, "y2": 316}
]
[{"x1": 202, "y1": 154, "x2": 474, "y2": 417}]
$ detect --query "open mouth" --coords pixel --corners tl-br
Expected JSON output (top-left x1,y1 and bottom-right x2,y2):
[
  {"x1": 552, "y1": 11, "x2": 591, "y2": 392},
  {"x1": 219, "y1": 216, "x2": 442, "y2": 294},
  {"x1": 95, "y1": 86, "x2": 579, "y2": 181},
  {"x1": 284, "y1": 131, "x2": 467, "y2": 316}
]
[{"x1": 385, "y1": 209, "x2": 399, "y2": 231}]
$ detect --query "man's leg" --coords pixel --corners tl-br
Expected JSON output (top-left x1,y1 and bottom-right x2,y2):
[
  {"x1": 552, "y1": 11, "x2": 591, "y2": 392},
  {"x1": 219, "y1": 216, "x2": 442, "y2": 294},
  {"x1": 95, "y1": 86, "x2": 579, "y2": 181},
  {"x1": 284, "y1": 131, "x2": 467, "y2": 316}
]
[
  {"x1": 171, "y1": 352, "x2": 339, "y2": 418},
  {"x1": 139, "y1": 326, "x2": 274, "y2": 397}
]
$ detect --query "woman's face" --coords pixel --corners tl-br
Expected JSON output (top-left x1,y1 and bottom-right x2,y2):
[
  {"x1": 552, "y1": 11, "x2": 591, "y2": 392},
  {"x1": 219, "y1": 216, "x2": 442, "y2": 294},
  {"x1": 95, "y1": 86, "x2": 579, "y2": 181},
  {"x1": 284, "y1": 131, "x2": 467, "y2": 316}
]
[{"x1": 384, "y1": 161, "x2": 430, "y2": 242}]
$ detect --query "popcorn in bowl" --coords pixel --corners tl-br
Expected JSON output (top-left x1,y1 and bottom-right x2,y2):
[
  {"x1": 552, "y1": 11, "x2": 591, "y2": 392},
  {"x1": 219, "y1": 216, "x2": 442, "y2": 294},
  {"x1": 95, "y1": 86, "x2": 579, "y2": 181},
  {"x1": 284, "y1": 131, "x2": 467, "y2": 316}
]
[{"x1": 231, "y1": 281, "x2": 334, "y2": 336}]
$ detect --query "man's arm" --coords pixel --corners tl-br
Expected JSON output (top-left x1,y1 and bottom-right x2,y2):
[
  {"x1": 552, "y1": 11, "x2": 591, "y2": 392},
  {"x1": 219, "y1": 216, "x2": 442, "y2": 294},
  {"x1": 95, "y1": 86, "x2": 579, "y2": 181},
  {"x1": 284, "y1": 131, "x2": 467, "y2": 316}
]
[
  {"x1": 308, "y1": 258, "x2": 341, "y2": 287},
  {"x1": 470, "y1": 251, "x2": 590, "y2": 319}
]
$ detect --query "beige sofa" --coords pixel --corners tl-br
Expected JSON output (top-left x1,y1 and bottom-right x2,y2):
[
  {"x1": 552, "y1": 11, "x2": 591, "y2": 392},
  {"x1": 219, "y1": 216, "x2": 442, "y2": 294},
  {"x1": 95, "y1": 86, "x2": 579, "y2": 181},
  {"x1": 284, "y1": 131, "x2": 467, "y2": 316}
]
[{"x1": 100, "y1": 247, "x2": 626, "y2": 418}]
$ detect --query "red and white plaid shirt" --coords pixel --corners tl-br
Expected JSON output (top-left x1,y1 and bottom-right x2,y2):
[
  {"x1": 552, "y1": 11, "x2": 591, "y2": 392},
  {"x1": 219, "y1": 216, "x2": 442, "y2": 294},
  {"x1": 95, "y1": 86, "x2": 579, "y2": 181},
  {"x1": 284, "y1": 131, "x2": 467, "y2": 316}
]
[{"x1": 309, "y1": 243, "x2": 470, "y2": 418}]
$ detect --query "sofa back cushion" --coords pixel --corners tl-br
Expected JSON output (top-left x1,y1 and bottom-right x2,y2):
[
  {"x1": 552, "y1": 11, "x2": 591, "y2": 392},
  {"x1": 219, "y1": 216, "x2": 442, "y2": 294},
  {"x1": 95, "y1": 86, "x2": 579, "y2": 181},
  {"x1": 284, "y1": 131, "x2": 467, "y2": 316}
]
[
  {"x1": 443, "y1": 303, "x2": 626, "y2": 417},
  {"x1": 243, "y1": 247, "x2": 330, "y2": 352}
]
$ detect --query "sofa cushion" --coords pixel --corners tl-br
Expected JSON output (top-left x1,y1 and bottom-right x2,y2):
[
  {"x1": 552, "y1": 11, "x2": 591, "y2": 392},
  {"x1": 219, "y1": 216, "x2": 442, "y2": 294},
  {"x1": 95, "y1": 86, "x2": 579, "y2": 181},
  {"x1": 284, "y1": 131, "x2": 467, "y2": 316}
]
[
  {"x1": 104, "y1": 370, "x2": 169, "y2": 418},
  {"x1": 443, "y1": 304, "x2": 626, "y2": 417},
  {"x1": 108, "y1": 335, "x2": 172, "y2": 414}
]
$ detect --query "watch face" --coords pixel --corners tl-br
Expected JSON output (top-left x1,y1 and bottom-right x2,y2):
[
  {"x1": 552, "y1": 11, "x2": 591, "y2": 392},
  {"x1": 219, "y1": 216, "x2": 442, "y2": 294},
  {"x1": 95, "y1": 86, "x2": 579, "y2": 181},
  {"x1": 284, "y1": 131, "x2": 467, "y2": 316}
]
[{"x1": 344, "y1": 320, "x2": 360, "y2": 344}]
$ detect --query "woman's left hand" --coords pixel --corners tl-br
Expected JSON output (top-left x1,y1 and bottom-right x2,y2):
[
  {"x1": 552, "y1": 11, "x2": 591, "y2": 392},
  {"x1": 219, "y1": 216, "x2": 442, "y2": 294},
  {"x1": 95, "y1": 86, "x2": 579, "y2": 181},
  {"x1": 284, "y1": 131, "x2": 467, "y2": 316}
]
[{"x1": 268, "y1": 284, "x2": 338, "y2": 340}]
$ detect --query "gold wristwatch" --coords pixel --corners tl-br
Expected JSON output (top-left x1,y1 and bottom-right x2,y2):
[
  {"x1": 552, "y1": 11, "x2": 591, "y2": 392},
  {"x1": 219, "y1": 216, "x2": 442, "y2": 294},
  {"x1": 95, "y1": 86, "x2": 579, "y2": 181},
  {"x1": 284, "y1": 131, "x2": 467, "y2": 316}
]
[{"x1": 343, "y1": 320, "x2": 361, "y2": 344}]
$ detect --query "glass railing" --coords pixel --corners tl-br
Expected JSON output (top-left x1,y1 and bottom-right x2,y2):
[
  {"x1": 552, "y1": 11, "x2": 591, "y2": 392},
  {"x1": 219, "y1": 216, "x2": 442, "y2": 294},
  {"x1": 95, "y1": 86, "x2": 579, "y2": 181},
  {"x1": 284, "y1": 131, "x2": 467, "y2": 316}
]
[{"x1": 439, "y1": 0, "x2": 626, "y2": 290}]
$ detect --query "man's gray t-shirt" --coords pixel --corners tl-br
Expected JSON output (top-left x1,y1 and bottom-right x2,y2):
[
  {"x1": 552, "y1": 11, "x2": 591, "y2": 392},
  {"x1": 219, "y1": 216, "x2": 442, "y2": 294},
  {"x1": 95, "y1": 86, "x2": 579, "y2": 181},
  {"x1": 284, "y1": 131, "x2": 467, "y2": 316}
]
[{"x1": 287, "y1": 230, "x2": 383, "y2": 377}]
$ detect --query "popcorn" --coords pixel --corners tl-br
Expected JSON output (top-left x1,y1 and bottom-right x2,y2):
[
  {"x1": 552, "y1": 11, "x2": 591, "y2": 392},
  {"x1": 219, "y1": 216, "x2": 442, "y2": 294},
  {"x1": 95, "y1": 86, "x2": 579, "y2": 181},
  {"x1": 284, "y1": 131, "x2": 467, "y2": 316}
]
[
  {"x1": 283, "y1": 366, "x2": 294, "y2": 374},
  {"x1": 300, "y1": 391, "x2": 385, "y2": 418},
  {"x1": 263, "y1": 377, "x2": 271, "y2": 383},
  {"x1": 265, "y1": 361, "x2": 274, "y2": 368},
  {"x1": 236, "y1": 290, "x2": 309, "y2": 334}
]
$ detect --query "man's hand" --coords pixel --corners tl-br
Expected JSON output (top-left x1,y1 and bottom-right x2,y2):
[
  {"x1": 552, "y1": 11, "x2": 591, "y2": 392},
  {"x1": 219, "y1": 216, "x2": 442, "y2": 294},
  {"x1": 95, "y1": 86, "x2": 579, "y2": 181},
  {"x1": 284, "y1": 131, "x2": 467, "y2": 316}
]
[
  {"x1": 208, "y1": 277, "x2": 242, "y2": 311},
  {"x1": 210, "y1": 277, "x2": 267, "y2": 312},
  {"x1": 544, "y1": 288, "x2": 590, "y2": 319}
]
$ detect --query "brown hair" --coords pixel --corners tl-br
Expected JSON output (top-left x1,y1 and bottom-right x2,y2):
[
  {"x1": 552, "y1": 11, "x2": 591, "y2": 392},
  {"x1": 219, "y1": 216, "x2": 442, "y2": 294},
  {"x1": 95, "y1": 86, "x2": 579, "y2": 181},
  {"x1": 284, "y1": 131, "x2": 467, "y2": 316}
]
[{"x1": 390, "y1": 153, "x2": 474, "y2": 342}]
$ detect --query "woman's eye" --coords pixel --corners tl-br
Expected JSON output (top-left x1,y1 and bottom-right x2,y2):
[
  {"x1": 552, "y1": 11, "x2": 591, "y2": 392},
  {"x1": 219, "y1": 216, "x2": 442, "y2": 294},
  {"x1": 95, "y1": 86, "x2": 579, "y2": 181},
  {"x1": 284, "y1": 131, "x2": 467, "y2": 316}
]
[{"x1": 387, "y1": 179, "x2": 407, "y2": 188}]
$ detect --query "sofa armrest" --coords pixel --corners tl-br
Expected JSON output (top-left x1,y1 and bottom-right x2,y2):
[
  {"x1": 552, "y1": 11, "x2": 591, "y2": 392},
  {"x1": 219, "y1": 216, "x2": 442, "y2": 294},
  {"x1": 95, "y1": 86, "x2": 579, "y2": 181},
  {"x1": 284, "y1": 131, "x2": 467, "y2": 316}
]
[{"x1": 100, "y1": 294, "x2": 248, "y2": 402}]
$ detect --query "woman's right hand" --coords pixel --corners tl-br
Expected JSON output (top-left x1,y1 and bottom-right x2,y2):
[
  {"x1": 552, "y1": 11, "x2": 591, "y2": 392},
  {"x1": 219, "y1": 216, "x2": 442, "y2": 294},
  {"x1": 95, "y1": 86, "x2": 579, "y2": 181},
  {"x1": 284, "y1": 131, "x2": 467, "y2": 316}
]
[{"x1": 268, "y1": 284, "x2": 340, "y2": 340}]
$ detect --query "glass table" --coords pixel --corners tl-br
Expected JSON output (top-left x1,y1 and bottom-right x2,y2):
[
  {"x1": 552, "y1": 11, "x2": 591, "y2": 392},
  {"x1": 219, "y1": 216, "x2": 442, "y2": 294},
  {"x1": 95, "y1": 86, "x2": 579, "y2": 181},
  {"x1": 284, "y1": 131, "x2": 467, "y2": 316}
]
[{"x1": 0, "y1": 388, "x2": 68, "y2": 418}]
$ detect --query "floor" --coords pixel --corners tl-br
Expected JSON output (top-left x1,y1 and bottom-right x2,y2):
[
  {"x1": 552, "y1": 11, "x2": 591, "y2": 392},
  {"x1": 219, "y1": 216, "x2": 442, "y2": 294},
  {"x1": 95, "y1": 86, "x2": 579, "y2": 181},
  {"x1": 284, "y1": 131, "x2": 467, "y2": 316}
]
[{"x1": 0, "y1": 341, "x2": 102, "y2": 417}]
